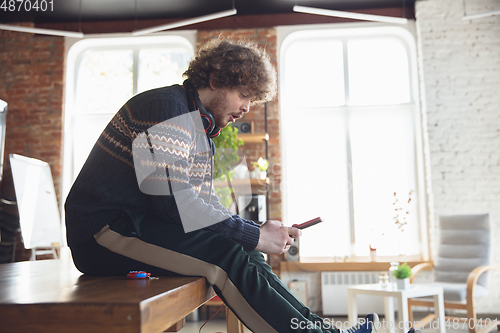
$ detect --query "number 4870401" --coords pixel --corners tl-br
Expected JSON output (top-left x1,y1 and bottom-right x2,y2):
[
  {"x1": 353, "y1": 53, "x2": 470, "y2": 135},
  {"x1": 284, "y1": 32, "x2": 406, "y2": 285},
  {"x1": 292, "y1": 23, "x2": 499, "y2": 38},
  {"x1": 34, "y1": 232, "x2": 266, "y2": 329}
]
[{"x1": 1, "y1": 0, "x2": 54, "y2": 12}]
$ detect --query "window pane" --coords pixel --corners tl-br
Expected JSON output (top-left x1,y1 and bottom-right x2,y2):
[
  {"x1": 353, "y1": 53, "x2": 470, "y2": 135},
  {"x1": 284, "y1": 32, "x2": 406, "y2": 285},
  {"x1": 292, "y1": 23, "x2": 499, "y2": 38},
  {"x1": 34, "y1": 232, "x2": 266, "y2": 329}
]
[
  {"x1": 281, "y1": 28, "x2": 421, "y2": 260},
  {"x1": 283, "y1": 40, "x2": 345, "y2": 108},
  {"x1": 282, "y1": 108, "x2": 351, "y2": 258},
  {"x1": 71, "y1": 114, "x2": 115, "y2": 177},
  {"x1": 138, "y1": 48, "x2": 191, "y2": 94},
  {"x1": 348, "y1": 38, "x2": 410, "y2": 106},
  {"x1": 76, "y1": 49, "x2": 133, "y2": 114},
  {"x1": 349, "y1": 107, "x2": 420, "y2": 256}
]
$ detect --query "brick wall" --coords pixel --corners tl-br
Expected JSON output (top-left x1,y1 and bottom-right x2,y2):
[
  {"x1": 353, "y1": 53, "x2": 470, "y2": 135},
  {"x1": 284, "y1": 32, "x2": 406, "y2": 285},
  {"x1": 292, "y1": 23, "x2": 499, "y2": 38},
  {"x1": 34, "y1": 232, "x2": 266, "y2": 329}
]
[
  {"x1": 415, "y1": 0, "x2": 500, "y2": 313},
  {"x1": 196, "y1": 28, "x2": 282, "y2": 220},
  {"x1": 0, "y1": 24, "x2": 65, "y2": 260},
  {"x1": 0, "y1": 24, "x2": 65, "y2": 200}
]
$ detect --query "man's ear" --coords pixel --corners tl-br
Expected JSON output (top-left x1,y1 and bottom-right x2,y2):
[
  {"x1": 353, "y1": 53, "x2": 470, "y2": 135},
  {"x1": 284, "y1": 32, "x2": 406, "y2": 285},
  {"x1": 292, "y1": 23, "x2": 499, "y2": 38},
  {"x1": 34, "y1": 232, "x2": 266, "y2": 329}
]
[{"x1": 208, "y1": 73, "x2": 217, "y2": 90}]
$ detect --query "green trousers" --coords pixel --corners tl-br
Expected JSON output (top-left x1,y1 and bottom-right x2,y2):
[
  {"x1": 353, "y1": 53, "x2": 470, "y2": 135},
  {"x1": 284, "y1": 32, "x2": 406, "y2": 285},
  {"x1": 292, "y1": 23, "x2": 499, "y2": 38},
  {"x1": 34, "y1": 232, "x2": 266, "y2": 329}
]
[{"x1": 70, "y1": 211, "x2": 340, "y2": 333}]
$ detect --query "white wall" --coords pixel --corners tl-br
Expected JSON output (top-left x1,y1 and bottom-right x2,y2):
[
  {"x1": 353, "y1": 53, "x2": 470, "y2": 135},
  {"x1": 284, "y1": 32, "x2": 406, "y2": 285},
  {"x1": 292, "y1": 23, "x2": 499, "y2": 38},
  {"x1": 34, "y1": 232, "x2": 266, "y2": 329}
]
[
  {"x1": 278, "y1": 0, "x2": 500, "y2": 315},
  {"x1": 415, "y1": 0, "x2": 500, "y2": 313}
]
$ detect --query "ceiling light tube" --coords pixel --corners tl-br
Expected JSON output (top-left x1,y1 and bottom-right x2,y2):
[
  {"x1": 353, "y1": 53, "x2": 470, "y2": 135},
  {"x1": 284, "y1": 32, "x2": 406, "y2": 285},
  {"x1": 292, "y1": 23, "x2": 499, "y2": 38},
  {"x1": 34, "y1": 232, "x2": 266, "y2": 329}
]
[
  {"x1": 462, "y1": 10, "x2": 500, "y2": 20},
  {"x1": 133, "y1": 8, "x2": 237, "y2": 36},
  {"x1": 293, "y1": 5, "x2": 408, "y2": 25},
  {"x1": 0, "y1": 24, "x2": 84, "y2": 38}
]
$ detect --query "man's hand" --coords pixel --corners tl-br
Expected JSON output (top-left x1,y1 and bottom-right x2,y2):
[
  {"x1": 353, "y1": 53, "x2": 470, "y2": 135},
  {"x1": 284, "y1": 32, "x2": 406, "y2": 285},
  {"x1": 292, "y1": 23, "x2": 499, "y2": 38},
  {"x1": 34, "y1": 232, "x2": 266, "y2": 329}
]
[{"x1": 255, "y1": 220, "x2": 301, "y2": 255}]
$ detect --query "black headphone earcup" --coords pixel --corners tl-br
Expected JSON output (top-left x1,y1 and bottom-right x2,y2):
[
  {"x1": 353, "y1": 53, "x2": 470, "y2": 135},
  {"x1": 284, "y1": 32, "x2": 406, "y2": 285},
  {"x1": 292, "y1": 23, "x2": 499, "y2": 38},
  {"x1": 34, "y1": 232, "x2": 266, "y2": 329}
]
[
  {"x1": 183, "y1": 79, "x2": 221, "y2": 138},
  {"x1": 209, "y1": 127, "x2": 221, "y2": 138},
  {"x1": 200, "y1": 113, "x2": 215, "y2": 135},
  {"x1": 195, "y1": 94, "x2": 221, "y2": 137},
  {"x1": 202, "y1": 113, "x2": 221, "y2": 138}
]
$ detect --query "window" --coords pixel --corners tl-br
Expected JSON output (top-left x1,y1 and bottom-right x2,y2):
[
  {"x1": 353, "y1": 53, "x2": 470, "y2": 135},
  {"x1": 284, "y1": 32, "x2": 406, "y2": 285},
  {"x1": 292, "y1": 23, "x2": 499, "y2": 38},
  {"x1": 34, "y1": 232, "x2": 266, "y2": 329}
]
[
  {"x1": 63, "y1": 35, "x2": 194, "y2": 199},
  {"x1": 280, "y1": 26, "x2": 427, "y2": 260}
]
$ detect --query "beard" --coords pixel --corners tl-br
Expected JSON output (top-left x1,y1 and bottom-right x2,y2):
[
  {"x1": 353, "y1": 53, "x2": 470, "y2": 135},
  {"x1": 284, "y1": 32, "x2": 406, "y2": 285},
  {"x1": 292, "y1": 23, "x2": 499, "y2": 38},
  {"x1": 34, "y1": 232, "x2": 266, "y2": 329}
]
[{"x1": 206, "y1": 89, "x2": 228, "y2": 128}]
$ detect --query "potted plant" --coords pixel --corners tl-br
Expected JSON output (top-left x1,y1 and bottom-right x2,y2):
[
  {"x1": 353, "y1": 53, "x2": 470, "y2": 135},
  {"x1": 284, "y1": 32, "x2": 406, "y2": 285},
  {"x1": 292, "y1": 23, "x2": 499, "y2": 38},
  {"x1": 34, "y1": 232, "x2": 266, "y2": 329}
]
[
  {"x1": 392, "y1": 262, "x2": 412, "y2": 290},
  {"x1": 393, "y1": 190, "x2": 413, "y2": 257},
  {"x1": 252, "y1": 157, "x2": 269, "y2": 180},
  {"x1": 212, "y1": 124, "x2": 244, "y2": 208}
]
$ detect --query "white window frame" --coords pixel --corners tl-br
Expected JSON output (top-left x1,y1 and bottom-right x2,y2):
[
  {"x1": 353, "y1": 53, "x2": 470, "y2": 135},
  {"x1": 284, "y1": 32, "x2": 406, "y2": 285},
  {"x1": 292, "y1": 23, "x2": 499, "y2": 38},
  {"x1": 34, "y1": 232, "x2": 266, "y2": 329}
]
[
  {"x1": 278, "y1": 23, "x2": 430, "y2": 261},
  {"x1": 62, "y1": 33, "x2": 195, "y2": 221}
]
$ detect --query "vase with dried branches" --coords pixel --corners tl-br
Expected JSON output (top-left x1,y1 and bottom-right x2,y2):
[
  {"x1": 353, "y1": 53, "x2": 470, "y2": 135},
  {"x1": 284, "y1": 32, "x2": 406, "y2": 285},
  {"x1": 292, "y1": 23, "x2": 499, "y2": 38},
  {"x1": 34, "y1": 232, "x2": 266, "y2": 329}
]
[{"x1": 393, "y1": 190, "x2": 413, "y2": 257}]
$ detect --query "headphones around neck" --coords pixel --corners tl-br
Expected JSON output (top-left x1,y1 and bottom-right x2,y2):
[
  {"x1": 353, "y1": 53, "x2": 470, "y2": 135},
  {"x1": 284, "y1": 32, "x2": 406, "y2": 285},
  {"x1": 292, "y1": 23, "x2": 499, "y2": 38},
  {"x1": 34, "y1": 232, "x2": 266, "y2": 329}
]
[{"x1": 183, "y1": 79, "x2": 221, "y2": 138}]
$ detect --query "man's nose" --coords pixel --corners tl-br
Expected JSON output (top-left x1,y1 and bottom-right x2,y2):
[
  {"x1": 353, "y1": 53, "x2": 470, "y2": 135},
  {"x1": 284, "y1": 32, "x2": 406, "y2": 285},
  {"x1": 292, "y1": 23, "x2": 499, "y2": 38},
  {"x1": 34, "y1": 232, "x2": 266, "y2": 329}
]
[{"x1": 242, "y1": 100, "x2": 250, "y2": 113}]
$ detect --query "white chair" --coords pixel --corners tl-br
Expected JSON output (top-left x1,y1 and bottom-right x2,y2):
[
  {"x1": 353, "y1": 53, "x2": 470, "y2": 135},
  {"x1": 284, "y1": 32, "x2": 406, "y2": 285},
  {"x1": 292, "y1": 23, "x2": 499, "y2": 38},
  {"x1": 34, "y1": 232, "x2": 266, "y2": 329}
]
[{"x1": 408, "y1": 213, "x2": 498, "y2": 333}]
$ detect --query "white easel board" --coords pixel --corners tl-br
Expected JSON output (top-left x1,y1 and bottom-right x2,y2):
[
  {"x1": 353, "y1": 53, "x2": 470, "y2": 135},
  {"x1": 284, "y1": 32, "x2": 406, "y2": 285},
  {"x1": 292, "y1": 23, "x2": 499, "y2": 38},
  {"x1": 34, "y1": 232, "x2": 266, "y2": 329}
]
[{"x1": 10, "y1": 154, "x2": 62, "y2": 249}]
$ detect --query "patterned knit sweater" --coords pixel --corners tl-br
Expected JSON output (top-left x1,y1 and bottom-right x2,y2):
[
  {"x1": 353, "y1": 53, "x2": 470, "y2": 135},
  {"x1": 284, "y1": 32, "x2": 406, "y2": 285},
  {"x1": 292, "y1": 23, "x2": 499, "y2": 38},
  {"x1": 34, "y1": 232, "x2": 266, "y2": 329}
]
[{"x1": 65, "y1": 85, "x2": 261, "y2": 250}]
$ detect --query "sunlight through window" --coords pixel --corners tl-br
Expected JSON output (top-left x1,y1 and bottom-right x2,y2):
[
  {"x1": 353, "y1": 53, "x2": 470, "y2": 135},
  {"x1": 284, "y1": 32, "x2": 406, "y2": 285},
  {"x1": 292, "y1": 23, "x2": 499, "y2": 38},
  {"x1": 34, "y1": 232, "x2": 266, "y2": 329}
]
[
  {"x1": 64, "y1": 36, "x2": 194, "y2": 190},
  {"x1": 281, "y1": 26, "x2": 424, "y2": 260}
]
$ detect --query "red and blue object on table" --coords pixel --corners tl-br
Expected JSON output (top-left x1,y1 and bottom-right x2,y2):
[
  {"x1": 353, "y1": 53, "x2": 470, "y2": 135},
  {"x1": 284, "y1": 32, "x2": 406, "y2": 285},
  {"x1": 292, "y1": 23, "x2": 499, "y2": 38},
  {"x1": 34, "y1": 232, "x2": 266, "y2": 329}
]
[{"x1": 127, "y1": 271, "x2": 151, "y2": 279}]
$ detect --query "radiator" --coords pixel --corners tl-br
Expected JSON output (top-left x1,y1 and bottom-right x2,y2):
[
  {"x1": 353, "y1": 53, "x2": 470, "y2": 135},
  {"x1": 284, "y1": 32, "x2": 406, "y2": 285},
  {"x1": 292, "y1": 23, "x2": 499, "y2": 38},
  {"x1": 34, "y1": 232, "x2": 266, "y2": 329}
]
[{"x1": 321, "y1": 271, "x2": 386, "y2": 316}]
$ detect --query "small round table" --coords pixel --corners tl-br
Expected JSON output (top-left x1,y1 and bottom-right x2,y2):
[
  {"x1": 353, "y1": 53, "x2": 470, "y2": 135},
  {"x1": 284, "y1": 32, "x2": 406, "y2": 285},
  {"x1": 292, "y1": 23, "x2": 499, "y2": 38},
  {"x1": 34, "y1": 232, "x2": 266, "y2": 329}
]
[{"x1": 347, "y1": 283, "x2": 446, "y2": 333}]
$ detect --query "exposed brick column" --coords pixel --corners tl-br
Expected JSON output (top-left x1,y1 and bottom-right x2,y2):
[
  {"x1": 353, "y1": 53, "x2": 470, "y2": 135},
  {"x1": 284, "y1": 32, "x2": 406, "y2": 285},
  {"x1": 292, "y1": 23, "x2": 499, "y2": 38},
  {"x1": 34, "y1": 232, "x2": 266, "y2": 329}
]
[
  {"x1": 196, "y1": 29, "x2": 282, "y2": 221},
  {"x1": 0, "y1": 24, "x2": 65, "y2": 261},
  {"x1": 0, "y1": 24, "x2": 64, "y2": 203}
]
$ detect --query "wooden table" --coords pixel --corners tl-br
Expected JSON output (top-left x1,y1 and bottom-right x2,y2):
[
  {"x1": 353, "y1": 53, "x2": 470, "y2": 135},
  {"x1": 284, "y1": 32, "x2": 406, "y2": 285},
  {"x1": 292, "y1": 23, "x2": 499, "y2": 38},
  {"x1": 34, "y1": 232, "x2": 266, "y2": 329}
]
[
  {"x1": 0, "y1": 259, "x2": 215, "y2": 332},
  {"x1": 348, "y1": 284, "x2": 446, "y2": 333}
]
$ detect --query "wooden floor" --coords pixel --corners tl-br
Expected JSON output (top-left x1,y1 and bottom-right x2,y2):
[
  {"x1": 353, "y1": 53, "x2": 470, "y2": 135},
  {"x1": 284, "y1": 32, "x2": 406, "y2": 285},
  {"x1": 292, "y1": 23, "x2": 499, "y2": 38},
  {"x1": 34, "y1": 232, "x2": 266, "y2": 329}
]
[{"x1": 180, "y1": 319, "x2": 246, "y2": 332}]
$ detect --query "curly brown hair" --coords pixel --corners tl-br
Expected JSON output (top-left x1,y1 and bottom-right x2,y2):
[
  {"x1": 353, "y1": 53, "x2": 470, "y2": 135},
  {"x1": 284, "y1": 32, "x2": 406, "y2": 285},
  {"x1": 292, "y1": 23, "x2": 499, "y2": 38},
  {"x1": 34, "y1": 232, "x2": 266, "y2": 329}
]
[{"x1": 183, "y1": 37, "x2": 277, "y2": 104}]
